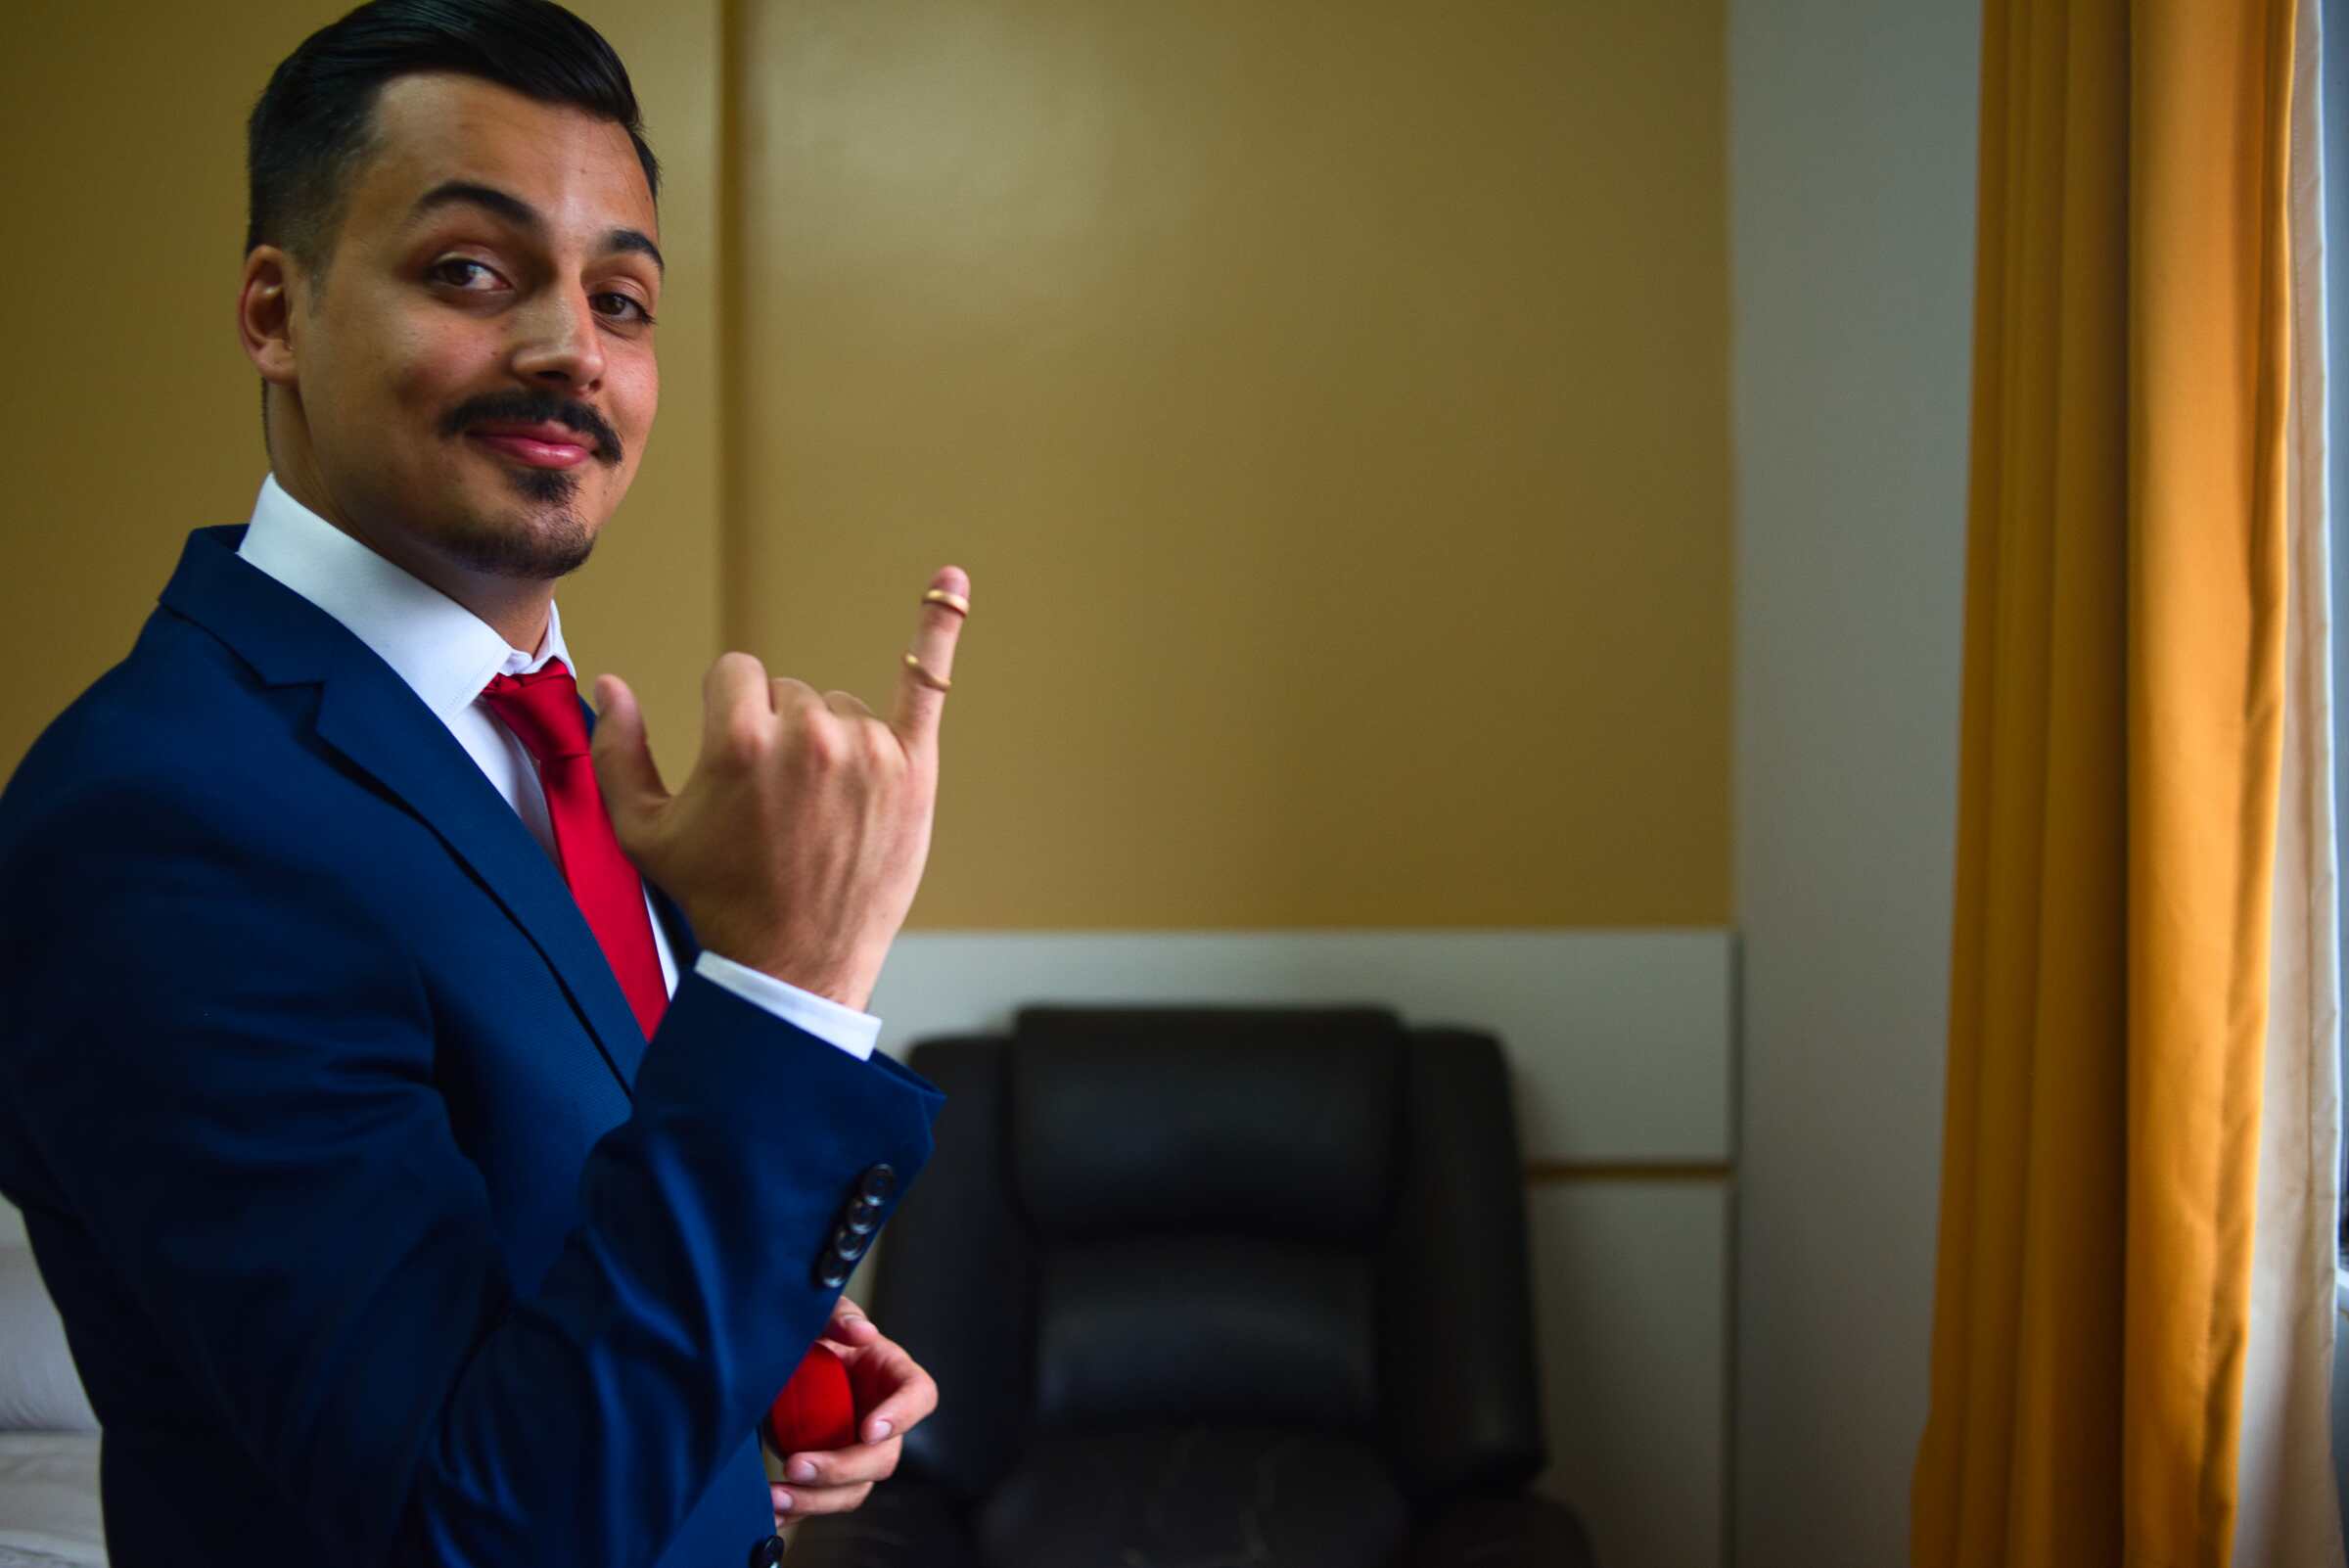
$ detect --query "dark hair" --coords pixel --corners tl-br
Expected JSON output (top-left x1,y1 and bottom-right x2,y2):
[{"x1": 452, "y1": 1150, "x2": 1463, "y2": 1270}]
[{"x1": 245, "y1": 0, "x2": 660, "y2": 269}]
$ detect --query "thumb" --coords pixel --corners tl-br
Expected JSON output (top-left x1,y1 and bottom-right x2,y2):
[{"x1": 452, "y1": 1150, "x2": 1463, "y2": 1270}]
[
  {"x1": 588, "y1": 673, "x2": 671, "y2": 842},
  {"x1": 821, "y1": 1296, "x2": 879, "y2": 1346}
]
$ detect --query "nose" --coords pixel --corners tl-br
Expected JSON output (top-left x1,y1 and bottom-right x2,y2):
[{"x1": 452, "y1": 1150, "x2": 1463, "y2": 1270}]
[{"x1": 509, "y1": 289, "x2": 606, "y2": 391}]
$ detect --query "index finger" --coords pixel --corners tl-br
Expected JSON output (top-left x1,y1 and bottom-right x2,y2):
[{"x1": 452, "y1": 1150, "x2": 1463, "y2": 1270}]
[{"x1": 891, "y1": 566, "x2": 971, "y2": 747}]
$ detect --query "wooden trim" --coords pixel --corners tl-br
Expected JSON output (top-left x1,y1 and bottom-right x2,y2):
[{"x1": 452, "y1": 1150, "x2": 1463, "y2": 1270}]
[{"x1": 1524, "y1": 1161, "x2": 1732, "y2": 1184}]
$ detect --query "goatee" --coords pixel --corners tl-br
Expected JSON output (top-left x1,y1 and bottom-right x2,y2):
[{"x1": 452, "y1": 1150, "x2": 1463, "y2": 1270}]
[{"x1": 438, "y1": 469, "x2": 597, "y2": 579}]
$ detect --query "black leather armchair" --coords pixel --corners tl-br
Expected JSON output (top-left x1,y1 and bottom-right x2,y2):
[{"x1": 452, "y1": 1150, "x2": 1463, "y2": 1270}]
[{"x1": 790, "y1": 1006, "x2": 1594, "y2": 1568}]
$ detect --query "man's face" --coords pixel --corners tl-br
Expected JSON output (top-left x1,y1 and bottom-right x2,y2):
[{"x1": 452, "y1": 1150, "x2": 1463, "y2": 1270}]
[{"x1": 277, "y1": 71, "x2": 661, "y2": 580}]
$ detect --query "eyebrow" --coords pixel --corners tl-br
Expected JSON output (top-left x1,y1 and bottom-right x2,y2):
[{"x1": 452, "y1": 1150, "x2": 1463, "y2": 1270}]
[{"x1": 408, "y1": 179, "x2": 665, "y2": 275}]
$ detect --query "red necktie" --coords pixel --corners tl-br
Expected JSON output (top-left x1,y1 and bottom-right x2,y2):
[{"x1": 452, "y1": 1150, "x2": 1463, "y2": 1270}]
[
  {"x1": 479, "y1": 660, "x2": 668, "y2": 1039},
  {"x1": 482, "y1": 661, "x2": 844, "y2": 1454}
]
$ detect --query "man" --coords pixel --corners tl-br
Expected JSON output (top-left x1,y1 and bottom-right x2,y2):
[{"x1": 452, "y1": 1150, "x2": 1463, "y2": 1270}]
[{"x1": 0, "y1": 3, "x2": 964, "y2": 1564}]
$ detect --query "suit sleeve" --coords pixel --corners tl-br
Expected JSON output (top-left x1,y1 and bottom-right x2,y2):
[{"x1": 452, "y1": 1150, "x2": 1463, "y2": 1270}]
[{"x1": 0, "y1": 778, "x2": 941, "y2": 1568}]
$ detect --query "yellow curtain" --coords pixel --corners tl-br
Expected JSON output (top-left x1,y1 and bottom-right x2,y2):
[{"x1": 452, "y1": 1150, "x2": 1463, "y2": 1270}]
[{"x1": 1911, "y1": 1, "x2": 2295, "y2": 1564}]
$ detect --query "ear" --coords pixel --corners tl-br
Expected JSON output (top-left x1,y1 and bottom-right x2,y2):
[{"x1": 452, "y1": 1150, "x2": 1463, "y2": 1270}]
[{"x1": 236, "y1": 246, "x2": 302, "y2": 389}]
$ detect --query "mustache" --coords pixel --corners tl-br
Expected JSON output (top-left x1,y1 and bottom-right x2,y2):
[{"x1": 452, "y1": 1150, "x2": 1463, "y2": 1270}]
[{"x1": 438, "y1": 391, "x2": 623, "y2": 466}]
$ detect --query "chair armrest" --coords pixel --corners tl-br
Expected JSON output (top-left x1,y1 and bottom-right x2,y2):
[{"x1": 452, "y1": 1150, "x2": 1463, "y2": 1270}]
[{"x1": 1410, "y1": 1493, "x2": 1597, "y2": 1568}]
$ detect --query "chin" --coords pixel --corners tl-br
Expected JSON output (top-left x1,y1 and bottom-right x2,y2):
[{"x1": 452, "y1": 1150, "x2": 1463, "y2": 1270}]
[{"x1": 436, "y1": 489, "x2": 601, "y2": 580}]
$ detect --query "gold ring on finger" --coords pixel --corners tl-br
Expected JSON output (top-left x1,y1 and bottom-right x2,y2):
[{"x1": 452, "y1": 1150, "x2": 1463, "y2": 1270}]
[
  {"x1": 903, "y1": 651, "x2": 953, "y2": 692},
  {"x1": 922, "y1": 588, "x2": 971, "y2": 617}
]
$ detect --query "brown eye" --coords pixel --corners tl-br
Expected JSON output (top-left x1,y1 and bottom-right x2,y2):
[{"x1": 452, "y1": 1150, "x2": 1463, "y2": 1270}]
[
  {"x1": 429, "y1": 258, "x2": 503, "y2": 291},
  {"x1": 592, "y1": 291, "x2": 654, "y2": 325}
]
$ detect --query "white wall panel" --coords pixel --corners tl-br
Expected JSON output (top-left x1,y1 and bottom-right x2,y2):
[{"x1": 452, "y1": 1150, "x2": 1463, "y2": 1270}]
[
  {"x1": 874, "y1": 929, "x2": 1735, "y2": 1162},
  {"x1": 1532, "y1": 1182, "x2": 1731, "y2": 1568},
  {"x1": 1729, "y1": 0, "x2": 1979, "y2": 1560}
]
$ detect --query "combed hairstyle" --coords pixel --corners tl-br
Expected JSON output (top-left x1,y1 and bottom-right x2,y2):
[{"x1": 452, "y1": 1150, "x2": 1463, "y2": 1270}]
[{"x1": 245, "y1": 0, "x2": 660, "y2": 272}]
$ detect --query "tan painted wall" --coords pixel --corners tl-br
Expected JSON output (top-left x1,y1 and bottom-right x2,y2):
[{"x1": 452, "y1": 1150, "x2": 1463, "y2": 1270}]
[
  {"x1": 0, "y1": 0, "x2": 721, "y2": 788},
  {"x1": 3, "y1": 0, "x2": 1728, "y2": 930},
  {"x1": 2, "y1": 4, "x2": 299, "y2": 764},
  {"x1": 735, "y1": 0, "x2": 1730, "y2": 927}
]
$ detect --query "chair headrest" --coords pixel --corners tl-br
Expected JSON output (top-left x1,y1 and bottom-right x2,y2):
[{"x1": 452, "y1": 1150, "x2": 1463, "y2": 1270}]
[{"x1": 1008, "y1": 1006, "x2": 1406, "y2": 1244}]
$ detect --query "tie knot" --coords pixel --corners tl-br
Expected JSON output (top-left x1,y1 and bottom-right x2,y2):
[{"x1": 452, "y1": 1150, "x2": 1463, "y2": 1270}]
[{"x1": 480, "y1": 660, "x2": 590, "y2": 762}]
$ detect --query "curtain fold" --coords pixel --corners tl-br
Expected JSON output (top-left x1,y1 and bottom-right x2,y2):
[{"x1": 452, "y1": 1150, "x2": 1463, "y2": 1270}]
[
  {"x1": 1912, "y1": 1, "x2": 2297, "y2": 1564},
  {"x1": 2233, "y1": 0, "x2": 2345, "y2": 1555}
]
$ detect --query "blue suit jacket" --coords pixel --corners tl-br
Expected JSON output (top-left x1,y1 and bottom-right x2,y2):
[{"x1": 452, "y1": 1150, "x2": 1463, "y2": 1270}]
[{"x1": 0, "y1": 526, "x2": 944, "y2": 1567}]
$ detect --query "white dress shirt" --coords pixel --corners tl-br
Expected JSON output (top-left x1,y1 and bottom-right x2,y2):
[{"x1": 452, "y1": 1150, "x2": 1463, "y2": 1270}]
[{"x1": 235, "y1": 474, "x2": 880, "y2": 1060}]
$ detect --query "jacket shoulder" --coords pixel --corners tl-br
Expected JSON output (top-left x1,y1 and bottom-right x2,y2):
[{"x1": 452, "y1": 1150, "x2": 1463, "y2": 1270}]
[{"x1": 1, "y1": 606, "x2": 312, "y2": 860}]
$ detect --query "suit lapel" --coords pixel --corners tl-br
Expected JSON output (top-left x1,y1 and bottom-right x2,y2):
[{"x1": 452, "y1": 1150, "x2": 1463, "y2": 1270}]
[{"x1": 161, "y1": 526, "x2": 649, "y2": 1095}]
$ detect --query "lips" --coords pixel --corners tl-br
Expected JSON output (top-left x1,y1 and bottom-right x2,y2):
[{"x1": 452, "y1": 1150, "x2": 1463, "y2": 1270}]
[{"x1": 465, "y1": 422, "x2": 597, "y2": 470}]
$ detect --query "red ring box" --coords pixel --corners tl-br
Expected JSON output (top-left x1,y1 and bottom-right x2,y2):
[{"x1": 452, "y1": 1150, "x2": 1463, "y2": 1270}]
[{"x1": 765, "y1": 1345, "x2": 857, "y2": 1455}]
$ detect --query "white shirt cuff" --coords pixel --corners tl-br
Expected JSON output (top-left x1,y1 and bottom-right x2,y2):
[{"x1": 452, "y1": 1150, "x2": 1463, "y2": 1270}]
[{"x1": 690, "y1": 950, "x2": 881, "y2": 1060}]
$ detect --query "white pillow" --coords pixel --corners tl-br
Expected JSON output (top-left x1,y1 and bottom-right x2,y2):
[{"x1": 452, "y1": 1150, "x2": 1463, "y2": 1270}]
[{"x1": 0, "y1": 1245, "x2": 99, "y2": 1433}]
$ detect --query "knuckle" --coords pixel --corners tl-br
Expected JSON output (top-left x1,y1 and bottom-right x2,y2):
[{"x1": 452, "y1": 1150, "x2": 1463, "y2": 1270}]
[
  {"x1": 798, "y1": 715, "x2": 847, "y2": 768},
  {"x1": 719, "y1": 711, "x2": 769, "y2": 761}
]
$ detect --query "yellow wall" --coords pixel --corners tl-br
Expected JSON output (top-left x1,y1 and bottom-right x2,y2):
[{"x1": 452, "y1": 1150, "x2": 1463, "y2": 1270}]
[
  {"x1": 733, "y1": 0, "x2": 1728, "y2": 927},
  {"x1": 3, "y1": 4, "x2": 302, "y2": 758},
  {"x1": 3, "y1": 0, "x2": 1727, "y2": 930}
]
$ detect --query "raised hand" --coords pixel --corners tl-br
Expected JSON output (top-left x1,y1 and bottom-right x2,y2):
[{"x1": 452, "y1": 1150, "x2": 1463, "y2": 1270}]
[{"x1": 588, "y1": 569, "x2": 970, "y2": 1010}]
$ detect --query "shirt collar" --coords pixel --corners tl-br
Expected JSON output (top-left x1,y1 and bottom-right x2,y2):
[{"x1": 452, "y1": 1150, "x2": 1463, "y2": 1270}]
[{"x1": 235, "y1": 473, "x2": 573, "y2": 722}]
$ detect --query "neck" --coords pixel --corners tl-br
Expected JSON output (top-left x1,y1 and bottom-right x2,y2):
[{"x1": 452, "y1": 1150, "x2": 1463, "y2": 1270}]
[{"x1": 269, "y1": 440, "x2": 554, "y2": 656}]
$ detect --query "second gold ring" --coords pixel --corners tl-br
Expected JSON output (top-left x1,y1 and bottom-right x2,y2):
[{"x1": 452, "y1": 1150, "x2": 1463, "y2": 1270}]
[{"x1": 903, "y1": 651, "x2": 953, "y2": 692}]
